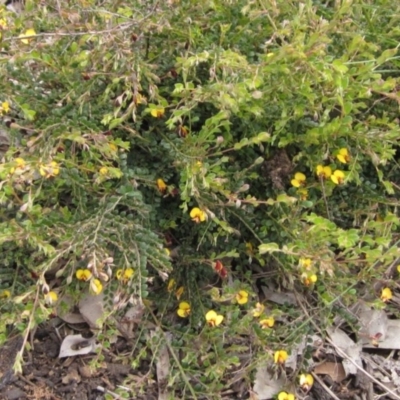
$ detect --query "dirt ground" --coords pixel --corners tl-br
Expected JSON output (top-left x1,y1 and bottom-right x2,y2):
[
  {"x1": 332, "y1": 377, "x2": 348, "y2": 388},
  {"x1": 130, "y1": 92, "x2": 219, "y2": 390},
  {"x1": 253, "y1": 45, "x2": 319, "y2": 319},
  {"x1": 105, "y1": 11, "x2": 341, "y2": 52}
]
[{"x1": 0, "y1": 321, "x2": 155, "y2": 400}]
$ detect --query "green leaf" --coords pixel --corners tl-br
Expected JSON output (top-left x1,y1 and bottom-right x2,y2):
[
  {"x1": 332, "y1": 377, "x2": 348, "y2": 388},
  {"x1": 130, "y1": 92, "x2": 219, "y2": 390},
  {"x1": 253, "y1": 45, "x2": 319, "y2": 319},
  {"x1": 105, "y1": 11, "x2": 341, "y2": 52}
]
[
  {"x1": 332, "y1": 60, "x2": 348, "y2": 74},
  {"x1": 258, "y1": 243, "x2": 280, "y2": 254},
  {"x1": 337, "y1": 229, "x2": 359, "y2": 248},
  {"x1": 376, "y1": 48, "x2": 398, "y2": 65},
  {"x1": 20, "y1": 104, "x2": 36, "y2": 121}
]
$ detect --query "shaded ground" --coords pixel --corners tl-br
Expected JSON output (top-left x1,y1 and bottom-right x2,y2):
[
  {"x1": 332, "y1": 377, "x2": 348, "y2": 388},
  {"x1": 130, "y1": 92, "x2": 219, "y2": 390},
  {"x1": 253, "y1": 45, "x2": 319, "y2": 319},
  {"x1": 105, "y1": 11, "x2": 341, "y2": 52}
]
[{"x1": 0, "y1": 322, "x2": 155, "y2": 400}]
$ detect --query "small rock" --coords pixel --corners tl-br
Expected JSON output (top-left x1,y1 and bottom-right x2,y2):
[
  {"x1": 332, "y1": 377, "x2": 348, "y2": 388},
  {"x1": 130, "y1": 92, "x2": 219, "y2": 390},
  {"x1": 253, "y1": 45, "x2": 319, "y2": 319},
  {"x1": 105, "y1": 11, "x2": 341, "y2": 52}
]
[
  {"x1": 79, "y1": 365, "x2": 93, "y2": 379},
  {"x1": 3, "y1": 386, "x2": 26, "y2": 400}
]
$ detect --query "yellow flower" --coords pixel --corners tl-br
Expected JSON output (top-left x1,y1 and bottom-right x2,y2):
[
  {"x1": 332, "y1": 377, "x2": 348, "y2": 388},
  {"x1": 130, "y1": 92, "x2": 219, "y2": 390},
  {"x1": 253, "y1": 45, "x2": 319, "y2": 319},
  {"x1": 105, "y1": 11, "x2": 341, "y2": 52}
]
[
  {"x1": 0, "y1": 101, "x2": 10, "y2": 114},
  {"x1": 0, "y1": 290, "x2": 11, "y2": 299},
  {"x1": 236, "y1": 290, "x2": 249, "y2": 305},
  {"x1": 150, "y1": 107, "x2": 165, "y2": 118},
  {"x1": 167, "y1": 278, "x2": 176, "y2": 292},
  {"x1": 178, "y1": 125, "x2": 189, "y2": 137},
  {"x1": 331, "y1": 170, "x2": 345, "y2": 185},
  {"x1": 15, "y1": 158, "x2": 25, "y2": 167},
  {"x1": 245, "y1": 242, "x2": 254, "y2": 255},
  {"x1": 10, "y1": 158, "x2": 26, "y2": 174},
  {"x1": 316, "y1": 165, "x2": 332, "y2": 179},
  {"x1": 299, "y1": 373, "x2": 314, "y2": 391},
  {"x1": 90, "y1": 279, "x2": 103, "y2": 295},
  {"x1": 156, "y1": 178, "x2": 167, "y2": 193},
  {"x1": 0, "y1": 18, "x2": 7, "y2": 29},
  {"x1": 19, "y1": 28, "x2": 36, "y2": 44},
  {"x1": 205, "y1": 310, "x2": 224, "y2": 327},
  {"x1": 297, "y1": 188, "x2": 308, "y2": 200},
  {"x1": 301, "y1": 272, "x2": 317, "y2": 286},
  {"x1": 134, "y1": 93, "x2": 145, "y2": 105},
  {"x1": 278, "y1": 392, "x2": 295, "y2": 400},
  {"x1": 299, "y1": 258, "x2": 312, "y2": 269},
  {"x1": 175, "y1": 286, "x2": 184, "y2": 300},
  {"x1": 108, "y1": 143, "x2": 118, "y2": 152},
  {"x1": 99, "y1": 166, "x2": 108, "y2": 175},
  {"x1": 164, "y1": 248, "x2": 171, "y2": 257},
  {"x1": 116, "y1": 268, "x2": 134, "y2": 283},
  {"x1": 274, "y1": 350, "x2": 288, "y2": 364},
  {"x1": 260, "y1": 317, "x2": 275, "y2": 329},
  {"x1": 177, "y1": 301, "x2": 191, "y2": 318},
  {"x1": 291, "y1": 172, "x2": 306, "y2": 188},
  {"x1": 381, "y1": 287, "x2": 392, "y2": 302},
  {"x1": 337, "y1": 148, "x2": 350, "y2": 164},
  {"x1": 39, "y1": 161, "x2": 60, "y2": 178},
  {"x1": 44, "y1": 291, "x2": 58, "y2": 305},
  {"x1": 252, "y1": 302, "x2": 265, "y2": 317},
  {"x1": 190, "y1": 207, "x2": 206, "y2": 223},
  {"x1": 76, "y1": 269, "x2": 92, "y2": 281}
]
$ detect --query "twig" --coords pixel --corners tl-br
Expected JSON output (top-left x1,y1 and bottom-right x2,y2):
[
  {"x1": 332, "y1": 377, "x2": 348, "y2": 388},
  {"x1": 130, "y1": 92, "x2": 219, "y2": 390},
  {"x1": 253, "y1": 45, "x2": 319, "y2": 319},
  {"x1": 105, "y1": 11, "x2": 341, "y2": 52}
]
[
  {"x1": 4, "y1": 3, "x2": 159, "y2": 43},
  {"x1": 15, "y1": 286, "x2": 40, "y2": 372},
  {"x1": 311, "y1": 372, "x2": 341, "y2": 400},
  {"x1": 326, "y1": 338, "x2": 400, "y2": 400},
  {"x1": 319, "y1": 176, "x2": 331, "y2": 220},
  {"x1": 295, "y1": 292, "x2": 400, "y2": 400},
  {"x1": 96, "y1": 385, "x2": 123, "y2": 399}
]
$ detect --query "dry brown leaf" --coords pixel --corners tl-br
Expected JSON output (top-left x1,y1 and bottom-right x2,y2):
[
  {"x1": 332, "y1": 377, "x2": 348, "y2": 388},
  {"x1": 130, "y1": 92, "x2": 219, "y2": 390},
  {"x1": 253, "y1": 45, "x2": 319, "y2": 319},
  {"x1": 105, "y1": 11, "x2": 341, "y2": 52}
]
[{"x1": 314, "y1": 361, "x2": 346, "y2": 383}]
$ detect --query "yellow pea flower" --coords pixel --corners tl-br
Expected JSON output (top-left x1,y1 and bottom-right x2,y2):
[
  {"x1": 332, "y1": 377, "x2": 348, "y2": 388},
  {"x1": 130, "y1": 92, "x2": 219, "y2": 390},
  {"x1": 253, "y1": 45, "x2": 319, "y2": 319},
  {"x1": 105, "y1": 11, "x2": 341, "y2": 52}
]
[
  {"x1": 260, "y1": 317, "x2": 275, "y2": 329},
  {"x1": 0, "y1": 101, "x2": 10, "y2": 114},
  {"x1": 205, "y1": 310, "x2": 224, "y2": 327},
  {"x1": 116, "y1": 268, "x2": 134, "y2": 283},
  {"x1": 44, "y1": 291, "x2": 58, "y2": 305},
  {"x1": 99, "y1": 166, "x2": 108, "y2": 175},
  {"x1": 301, "y1": 272, "x2": 317, "y2": 286},
  {"x1": 291, "y1": 172, "x2": 306, "y2": 188},
  {"x1": 15, "y1": 158, "x2": 25, "y2": 168},
  {"x1": 190, "y1": 207, "x2": 206, "y2": 223},
  {"x1": 167, "y1": 278, "x2": 176, "y2": 292},
  {"x1": 252, "y1": 302, "x2": 265, "y2": 317},
  {"x1": 156, "y1": 178, "x2": 167, "y2": 193},
  {"x1": 177, "y1": 301, "x2": 191, "y2": 318},
  {"x1": 337, "y1": 148, "x2": 350, "y2": 164},
  {"x1": 76, "y1": 269, "x2": 93, "y2": 281},
  {"x1": 175, "y1": 286, "x2": 184, "y2": 300},
  {"x1": 245, "y1": 242, "x2": 254, "y2": 255},
  {"x1": 299, "y1": 258, "x2": 312, "y2": 269},
  {"x1": 316, "y1": 165, "x2": 332, "y2": 179},
  {"x1": 297, "y1": 188, "x2": 308, "y2": 200},
  {"x1": 108, "y1": 143, "x2": 118, "y2": 152},
  {"x1": 381, "y1": 287, "x2": 392, "y2": 302},
  {"x1": 90, "y1": 279, "x2": 103, "y2": 295},
  {"x1": 236, "y1": 290, "x2": 249, "y2": 305},
  {"x1": 134, "y1": 93, "x2": 145, "y2": 105},
  {"x1": 19, "y1": 28, "x2": 36, "y2": 44},
  {"x1": 299, "y1": 373, "x2": 314, "y2": 391},
  {"x1": 274, "y1": 350, "x2": 288, "y2": 364},
  {"x1": 10, "y1": 158, "x2": 26, "y2": 174},
  {"x1": 0, "y1": 290, "x2": 11, "y2": 299},
  {"x1": 331, "y1": 170, "x2": 345, "y2": 185},
  {"x1": 150, "y1": 107, "x2": 165, "y2": 118},
  {"x1": 278, "y1": 392, "x2": 295, "y2": 400},
  {"x1": 39, "y1": 161, "x2": 60, "y2": 178}
]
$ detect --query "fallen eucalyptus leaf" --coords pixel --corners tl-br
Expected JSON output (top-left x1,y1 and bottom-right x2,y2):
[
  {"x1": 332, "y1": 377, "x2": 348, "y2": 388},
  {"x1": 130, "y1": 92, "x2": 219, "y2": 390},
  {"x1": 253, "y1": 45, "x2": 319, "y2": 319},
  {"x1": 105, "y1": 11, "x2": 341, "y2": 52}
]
[
  {"x1": 58, "y1": 334, "x2": 98, "y2": 358},
  {"x1": 79, "y1": 292, "x2": 105, "y2": 329}
]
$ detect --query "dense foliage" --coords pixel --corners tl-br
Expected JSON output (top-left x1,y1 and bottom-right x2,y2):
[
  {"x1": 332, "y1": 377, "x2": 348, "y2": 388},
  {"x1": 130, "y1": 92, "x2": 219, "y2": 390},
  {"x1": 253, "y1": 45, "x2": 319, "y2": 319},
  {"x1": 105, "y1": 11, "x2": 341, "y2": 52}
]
[{"x1": 0, "y1": 0, "x2": 399, "y2": 398}]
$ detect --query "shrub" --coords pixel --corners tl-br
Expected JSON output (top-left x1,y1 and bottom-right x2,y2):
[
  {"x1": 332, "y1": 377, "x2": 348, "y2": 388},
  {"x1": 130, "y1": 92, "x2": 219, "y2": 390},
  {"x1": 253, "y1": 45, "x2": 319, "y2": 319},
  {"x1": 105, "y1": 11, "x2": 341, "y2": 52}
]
[{"x1": 0, "y1": 0, "x2": 399, "y2": 397}]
